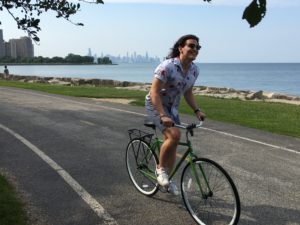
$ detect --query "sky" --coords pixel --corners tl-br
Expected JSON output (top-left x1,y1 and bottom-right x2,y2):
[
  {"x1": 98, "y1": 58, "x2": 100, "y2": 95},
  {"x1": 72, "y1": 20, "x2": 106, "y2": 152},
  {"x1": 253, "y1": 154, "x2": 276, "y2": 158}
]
[{"x1": 1, "y1": 0, "x2": 300, "y2": 63}]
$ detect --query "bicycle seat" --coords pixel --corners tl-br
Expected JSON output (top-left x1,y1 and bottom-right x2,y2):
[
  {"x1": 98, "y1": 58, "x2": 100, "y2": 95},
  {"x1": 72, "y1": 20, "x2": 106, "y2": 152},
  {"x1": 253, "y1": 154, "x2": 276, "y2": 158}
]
[{"x1": 144, "y1": 120, "x2": 156, "y2": 130}]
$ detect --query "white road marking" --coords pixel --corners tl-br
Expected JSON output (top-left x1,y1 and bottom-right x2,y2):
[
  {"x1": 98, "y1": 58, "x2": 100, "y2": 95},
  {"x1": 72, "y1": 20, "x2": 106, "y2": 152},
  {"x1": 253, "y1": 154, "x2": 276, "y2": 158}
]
[
  {"x1": 200, "y1": 126, "x2": 300, "y2": 155},
  {"x1": 0, "y1": 123, "x2": 118, "y2": 225},
  {"x1": 1, "y1": 87, "x2": 299, "y2": 155}
]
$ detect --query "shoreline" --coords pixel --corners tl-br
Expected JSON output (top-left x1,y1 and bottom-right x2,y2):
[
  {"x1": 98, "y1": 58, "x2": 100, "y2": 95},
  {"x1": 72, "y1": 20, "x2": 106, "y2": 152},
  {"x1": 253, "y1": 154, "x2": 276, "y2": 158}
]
[
  {"x1": 1, "y1": 73, "x2": 299, "y2": 105},
  {"x1": 116, "y1": 84, "x2": 300, "y2": 106}
]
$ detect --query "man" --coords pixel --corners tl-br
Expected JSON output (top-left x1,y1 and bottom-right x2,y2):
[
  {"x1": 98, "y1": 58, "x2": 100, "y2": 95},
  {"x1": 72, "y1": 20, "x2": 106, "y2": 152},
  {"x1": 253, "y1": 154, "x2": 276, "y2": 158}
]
[{"x1": 145, "y1": 34, "x2": 205, "y2": 194}]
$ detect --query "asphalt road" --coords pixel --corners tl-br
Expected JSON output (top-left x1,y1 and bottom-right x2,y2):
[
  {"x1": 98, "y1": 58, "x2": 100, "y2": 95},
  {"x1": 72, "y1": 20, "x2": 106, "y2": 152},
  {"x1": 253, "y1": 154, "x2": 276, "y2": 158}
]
[{"x1": 0, "y1": 86, "x2": 299, "y2": 225}]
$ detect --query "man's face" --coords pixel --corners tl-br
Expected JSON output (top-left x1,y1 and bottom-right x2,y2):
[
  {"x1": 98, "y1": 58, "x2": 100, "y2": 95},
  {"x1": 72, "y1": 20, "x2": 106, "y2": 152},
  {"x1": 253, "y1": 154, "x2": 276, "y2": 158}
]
[{"x1": 179, "y1": 39, "x2": 201, "y2": 61}]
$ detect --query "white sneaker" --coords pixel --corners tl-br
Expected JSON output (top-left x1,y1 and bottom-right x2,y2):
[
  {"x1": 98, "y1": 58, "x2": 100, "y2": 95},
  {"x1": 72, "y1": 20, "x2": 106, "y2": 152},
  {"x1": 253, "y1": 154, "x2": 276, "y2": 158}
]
[
  {"x1": 168, "y1": 180, "x2": 180, "y2": 196},
  {"x1": 156, "y1": 167, "x2": 169, "y2": 187}
]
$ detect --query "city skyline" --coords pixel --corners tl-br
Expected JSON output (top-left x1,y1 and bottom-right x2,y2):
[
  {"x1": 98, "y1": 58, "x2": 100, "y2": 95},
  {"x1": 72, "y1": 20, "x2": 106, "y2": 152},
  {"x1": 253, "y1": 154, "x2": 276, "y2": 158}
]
[
  {"x1": 1, "y1": 28, "x2": 160, "y2": 64},
  {"x1": 0, "y1": 1, "x2": 299, "y2": 63},
  {"x1": 87, "y1": 48, "x2": 161, "y2": 64}
]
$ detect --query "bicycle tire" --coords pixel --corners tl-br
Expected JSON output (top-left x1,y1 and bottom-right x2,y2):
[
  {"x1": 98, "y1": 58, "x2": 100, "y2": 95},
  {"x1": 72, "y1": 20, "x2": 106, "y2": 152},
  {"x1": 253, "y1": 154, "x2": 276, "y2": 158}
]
[
  {"x1": 126, "y1": 139, "x2": 159, "y2": 196},
  {"x1": 181, "y1": 158, "x2": 240, "y2": 225}
]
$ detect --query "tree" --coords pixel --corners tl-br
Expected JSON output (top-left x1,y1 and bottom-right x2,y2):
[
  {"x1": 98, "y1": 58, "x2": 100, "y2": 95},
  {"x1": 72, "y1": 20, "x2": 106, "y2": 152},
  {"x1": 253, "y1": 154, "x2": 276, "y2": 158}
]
[
  {"x1": 0, "y1": 0, "x2": 104, "y2": 42},
  {"x1": 0, "y1": 0, "x2": 266, "y2": 42},
  {"x1": 98, "y1": 57, "x2": 112, "y2": 65}
]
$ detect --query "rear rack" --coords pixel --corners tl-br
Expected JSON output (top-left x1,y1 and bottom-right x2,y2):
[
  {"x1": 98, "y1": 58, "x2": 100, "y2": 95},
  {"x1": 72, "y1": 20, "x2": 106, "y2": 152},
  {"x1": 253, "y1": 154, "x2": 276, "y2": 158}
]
[{"x1": 128, "y1": 129, "x2": 154, "y2": 144}]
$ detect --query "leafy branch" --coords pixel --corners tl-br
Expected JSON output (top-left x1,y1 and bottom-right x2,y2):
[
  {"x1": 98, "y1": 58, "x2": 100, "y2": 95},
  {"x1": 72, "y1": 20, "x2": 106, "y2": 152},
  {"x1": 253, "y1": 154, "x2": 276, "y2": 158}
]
[
  {"x1": 0, "y1": 0, "x2": 104, "y2": 42},
  {"x1": 242, "y1": 0, "x2": 267, "y2": 28}
]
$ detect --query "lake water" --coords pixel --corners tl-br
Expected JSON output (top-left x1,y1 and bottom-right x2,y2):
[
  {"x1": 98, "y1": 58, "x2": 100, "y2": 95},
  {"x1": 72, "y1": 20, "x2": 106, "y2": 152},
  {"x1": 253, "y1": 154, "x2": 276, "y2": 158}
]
[{"x1": 5, "y1": 63, "x2": 300, "y2": 96}]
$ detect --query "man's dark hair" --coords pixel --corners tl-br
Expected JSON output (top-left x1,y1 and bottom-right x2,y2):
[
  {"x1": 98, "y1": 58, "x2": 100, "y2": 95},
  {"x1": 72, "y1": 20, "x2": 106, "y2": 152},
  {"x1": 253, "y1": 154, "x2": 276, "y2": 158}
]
[{"x1": 167, "y1": 34, "x2": 199, "y2": 59}]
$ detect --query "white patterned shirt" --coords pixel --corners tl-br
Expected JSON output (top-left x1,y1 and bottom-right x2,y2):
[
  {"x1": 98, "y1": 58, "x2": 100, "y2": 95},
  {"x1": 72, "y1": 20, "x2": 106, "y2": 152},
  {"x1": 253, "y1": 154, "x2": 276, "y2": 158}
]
[{"x1": 145, "y1": 57, "x2": 199, "y2": 124}]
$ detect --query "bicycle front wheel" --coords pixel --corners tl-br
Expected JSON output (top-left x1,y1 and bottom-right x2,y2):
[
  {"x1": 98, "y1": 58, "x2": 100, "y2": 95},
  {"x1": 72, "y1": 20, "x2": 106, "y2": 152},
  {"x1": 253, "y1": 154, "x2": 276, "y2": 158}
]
[
  {"x1": 126, "y1": 139, "x2": 159, "y2": 196},
  {"x1": 181, "y1": 158, "x2": 240, "y2": 225}
]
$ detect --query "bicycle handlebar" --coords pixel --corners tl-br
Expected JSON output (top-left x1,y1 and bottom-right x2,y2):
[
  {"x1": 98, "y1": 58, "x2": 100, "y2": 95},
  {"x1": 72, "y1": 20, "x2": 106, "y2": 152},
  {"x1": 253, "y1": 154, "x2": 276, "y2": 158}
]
[
  {"x1": 174, "y1": 120, "x2": 203, "y2": 130},
  {"x1": 173, "y1": 121, "x2": 203, "y2": 137}
]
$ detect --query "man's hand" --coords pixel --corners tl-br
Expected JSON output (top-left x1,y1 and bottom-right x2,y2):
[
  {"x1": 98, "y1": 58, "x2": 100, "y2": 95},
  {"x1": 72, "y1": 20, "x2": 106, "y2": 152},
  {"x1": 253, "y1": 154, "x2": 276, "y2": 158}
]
[
  {"x1": 160, "y1": 115, "x2": 174, "y2": 127},
  {"x1": 196, "y1": 111, "x2": 206, "y2": 121}
]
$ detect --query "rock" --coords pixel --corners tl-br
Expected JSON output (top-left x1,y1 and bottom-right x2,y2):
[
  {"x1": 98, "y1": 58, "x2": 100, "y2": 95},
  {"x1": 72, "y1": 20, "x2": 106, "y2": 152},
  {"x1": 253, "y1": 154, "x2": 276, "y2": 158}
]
[
  {"x1": 206, "y1": 87, "x2": 221, "y2": 93},
  {"x1": 78, "y1": 79, "x2": 86, "y2": 86},
  {"x1": 48, "y1": 78, "x2": 71, "y2": 85},
  {"x1": 122, "y1": 81, "x2": 130, "y2": 87},
  {"x1": 197, "y1": 86, "x2": 207, "y2": 91},
  {"x1": 101, "y1": 79, "x2": 114, "y2": 86},
  {"x1": 245, "y1": 90, "x2": 264, "y2": 100},
  {"x1": 272, "y1": 93, "x2": 294, "y2": 100},
  {"x1": 263, "y1": 92, "x2": 275, "y2": 99},
  {"x1": 113, "y1": 80, "x2": 122, "y2": 86},
  {"x1": 228, "y1": 88, "x2": 237, "y2": 93}
]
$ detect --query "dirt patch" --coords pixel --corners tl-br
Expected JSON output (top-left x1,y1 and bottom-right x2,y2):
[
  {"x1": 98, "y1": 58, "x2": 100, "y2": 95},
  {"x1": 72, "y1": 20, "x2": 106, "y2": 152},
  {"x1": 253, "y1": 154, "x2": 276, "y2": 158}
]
[{"x1": 90, "y1": 98, "x2": 135, "y2": 105}]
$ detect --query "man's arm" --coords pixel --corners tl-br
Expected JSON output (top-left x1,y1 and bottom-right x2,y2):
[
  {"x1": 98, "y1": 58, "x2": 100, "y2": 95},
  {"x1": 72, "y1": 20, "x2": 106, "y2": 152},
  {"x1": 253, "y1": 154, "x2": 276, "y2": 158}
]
[
  {"x1": 184, "y1": 87, "x2": 206, "y2": 121},
  {"x1": 150, "y1": 78, "x2": 174, "y2": 127}
]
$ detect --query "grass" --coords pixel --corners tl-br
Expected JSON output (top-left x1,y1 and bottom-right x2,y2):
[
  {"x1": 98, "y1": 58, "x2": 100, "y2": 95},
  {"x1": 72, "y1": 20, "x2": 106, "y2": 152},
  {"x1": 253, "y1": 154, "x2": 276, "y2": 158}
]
[
  {"x1": 0, "y1": 80, "x2": 145, "y2": 99},
  {"x1": 1, "y1": 79, "x2": 299, "y2": 138},
  {"x1": 0, "y1": 174, "x2": 28, "y2": 225},
  {"x1": 180, "y1": 96, "x2": 300, "y2": 138}
]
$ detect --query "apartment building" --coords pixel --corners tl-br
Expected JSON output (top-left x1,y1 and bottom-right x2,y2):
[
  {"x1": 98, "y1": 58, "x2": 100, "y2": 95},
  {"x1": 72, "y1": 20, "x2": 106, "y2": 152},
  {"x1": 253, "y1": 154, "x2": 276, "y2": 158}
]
[{"x1": 0, "y1": 29, "x2": 34, "y2": 58}]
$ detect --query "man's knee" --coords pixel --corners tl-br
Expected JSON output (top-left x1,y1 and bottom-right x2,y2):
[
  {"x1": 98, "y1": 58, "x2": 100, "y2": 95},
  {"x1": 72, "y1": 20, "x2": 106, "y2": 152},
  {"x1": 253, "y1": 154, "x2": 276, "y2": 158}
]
[{"x1": 164, "y1": 127, "x2": 181, "y2": 143}]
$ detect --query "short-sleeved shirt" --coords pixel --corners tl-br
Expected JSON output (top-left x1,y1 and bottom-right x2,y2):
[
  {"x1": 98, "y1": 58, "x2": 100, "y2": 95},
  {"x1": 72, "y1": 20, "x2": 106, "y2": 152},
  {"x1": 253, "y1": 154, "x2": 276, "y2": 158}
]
[{"x1": 145, "y1": 57, "x2": 199, "y2": 131}]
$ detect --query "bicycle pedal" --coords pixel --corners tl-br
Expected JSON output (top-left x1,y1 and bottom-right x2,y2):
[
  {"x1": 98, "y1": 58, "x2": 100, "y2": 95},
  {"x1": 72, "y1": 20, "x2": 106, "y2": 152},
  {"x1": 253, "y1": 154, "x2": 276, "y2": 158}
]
[{"x1": 158, "y1": 185, "x2": 168, "y2": 193}]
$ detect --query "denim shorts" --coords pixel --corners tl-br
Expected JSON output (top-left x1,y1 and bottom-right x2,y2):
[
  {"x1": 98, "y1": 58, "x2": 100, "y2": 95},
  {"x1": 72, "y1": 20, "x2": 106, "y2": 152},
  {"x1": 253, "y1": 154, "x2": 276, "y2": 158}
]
[{"x1": 145, "y1": 100, "x2": 180, "y2": 132}]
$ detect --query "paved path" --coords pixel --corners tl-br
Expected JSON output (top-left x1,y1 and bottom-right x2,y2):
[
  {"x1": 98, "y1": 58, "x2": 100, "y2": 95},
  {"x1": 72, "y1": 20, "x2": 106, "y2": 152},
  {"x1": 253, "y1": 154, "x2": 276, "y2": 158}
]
[{"x1": 0, "y1": 86, "x2": 299, "y2": 225}]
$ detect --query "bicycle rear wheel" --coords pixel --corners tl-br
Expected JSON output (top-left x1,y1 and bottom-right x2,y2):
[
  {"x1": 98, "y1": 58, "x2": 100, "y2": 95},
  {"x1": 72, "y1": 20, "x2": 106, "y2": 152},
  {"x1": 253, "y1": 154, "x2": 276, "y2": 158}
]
[
  {"x1": 126, "y1": 139, "x2": 159, "y2": 196},
  {"x1": 181, "y1": 158, "x2": 240, "y2": 225}
]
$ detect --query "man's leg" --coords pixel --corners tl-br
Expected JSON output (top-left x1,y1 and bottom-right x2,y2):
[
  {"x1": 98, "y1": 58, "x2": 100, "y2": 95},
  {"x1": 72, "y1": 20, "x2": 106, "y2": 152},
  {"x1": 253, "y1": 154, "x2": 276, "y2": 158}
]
[{"x1": 159, "y1": 127, "x2": 180, "y2": 173}]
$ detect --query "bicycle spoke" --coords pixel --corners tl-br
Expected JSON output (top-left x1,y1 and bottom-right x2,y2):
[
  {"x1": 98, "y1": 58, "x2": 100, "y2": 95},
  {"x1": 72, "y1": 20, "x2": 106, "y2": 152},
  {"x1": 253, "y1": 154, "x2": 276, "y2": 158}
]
[{"x1": 126, "y1": 139, "x2": 158, "y2": 196}]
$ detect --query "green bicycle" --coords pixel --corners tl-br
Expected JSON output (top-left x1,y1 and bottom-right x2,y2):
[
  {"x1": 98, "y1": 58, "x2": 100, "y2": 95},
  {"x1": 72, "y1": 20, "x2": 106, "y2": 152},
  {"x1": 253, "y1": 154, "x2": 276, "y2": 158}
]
[{"x1": 126, "y1": 121, "x2": 241, "y2": 225}]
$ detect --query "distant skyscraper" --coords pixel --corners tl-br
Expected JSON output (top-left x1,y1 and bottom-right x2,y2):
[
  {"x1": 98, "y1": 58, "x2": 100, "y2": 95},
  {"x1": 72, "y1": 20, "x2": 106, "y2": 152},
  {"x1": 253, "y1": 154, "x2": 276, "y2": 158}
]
[
  {"x1": 145, "y1": 52, "x2": 149, "y2": 61},
  {"x1": 93, "y1": 54, "x2": 97, "y2": 63},
  {"x1": 17, "y1": 37, "x2": 34, "y2": 57},
  {"x1": 88, "y1": 48, "x2": 92, "y2": 57},
  {"x1": 0, "y1": 29, "x2": 5, "y2": 57},
  {"x1": 8, "y1": 39, "x2": 18, "y2": 58}
]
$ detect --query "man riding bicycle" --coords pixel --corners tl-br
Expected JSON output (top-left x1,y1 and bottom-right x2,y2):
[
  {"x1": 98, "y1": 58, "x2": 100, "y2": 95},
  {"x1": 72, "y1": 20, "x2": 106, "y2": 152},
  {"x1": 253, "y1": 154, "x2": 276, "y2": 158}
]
[{"x1": 145, "y1": 34, "x2": 206, "y2": 194}]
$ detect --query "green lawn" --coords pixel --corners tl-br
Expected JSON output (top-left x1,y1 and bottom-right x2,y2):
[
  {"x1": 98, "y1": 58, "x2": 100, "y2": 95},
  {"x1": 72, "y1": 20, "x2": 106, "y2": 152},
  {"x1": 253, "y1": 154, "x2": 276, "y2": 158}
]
[
  {"x1": 181, "y1": 96, "x2": 300, "y2": 138},
  {"x1": 1, "y1": 79, "x2": 299, "y2": 138},
  {"x1": 0, "y1": 174, "x2": 28, "y2": 225}
]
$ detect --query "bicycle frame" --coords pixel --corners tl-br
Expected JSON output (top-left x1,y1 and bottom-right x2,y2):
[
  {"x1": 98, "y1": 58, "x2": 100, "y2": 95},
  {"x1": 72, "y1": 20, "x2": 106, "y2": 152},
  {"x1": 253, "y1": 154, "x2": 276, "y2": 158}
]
[
  {"x1": 149, "y1": 128, "x2": 213, "y2": 197},
  {"x1": 127, "y1": 121, "x2": 241, "y2": 225}
]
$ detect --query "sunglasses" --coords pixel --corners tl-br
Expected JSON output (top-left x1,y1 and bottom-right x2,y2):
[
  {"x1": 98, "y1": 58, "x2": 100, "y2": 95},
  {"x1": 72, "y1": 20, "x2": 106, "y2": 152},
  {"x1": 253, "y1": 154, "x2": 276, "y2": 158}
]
[{"x1": 186, "y1": 43, "x2": 201, "y2": 50}]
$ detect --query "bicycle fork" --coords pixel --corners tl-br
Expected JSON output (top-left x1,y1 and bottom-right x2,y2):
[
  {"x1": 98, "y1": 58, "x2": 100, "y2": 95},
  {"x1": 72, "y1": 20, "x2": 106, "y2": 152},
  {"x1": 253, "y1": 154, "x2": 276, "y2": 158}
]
[{"x1": 189, "y1": 156, "x2": 213, "y2": 199}]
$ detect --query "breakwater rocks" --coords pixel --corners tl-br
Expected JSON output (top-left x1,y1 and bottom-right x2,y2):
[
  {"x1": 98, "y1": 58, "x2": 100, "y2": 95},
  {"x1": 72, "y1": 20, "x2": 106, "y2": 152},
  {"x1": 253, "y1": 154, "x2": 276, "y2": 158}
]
[
  {"x1": 118, "y1": 84, "x2": 300, "y2": 105},
  {"x1": 0, "y1": 73, "x2": 140, "y2": 87},
  {"x1": 193, "y1": 86, "x2": 300, "y2": 102},
  {"x1": 117, "y1": 85, "x2": 300, "y2": 105},
  {"x1": 1, "y1": 73, "x2": 299, "y2": 105}
]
